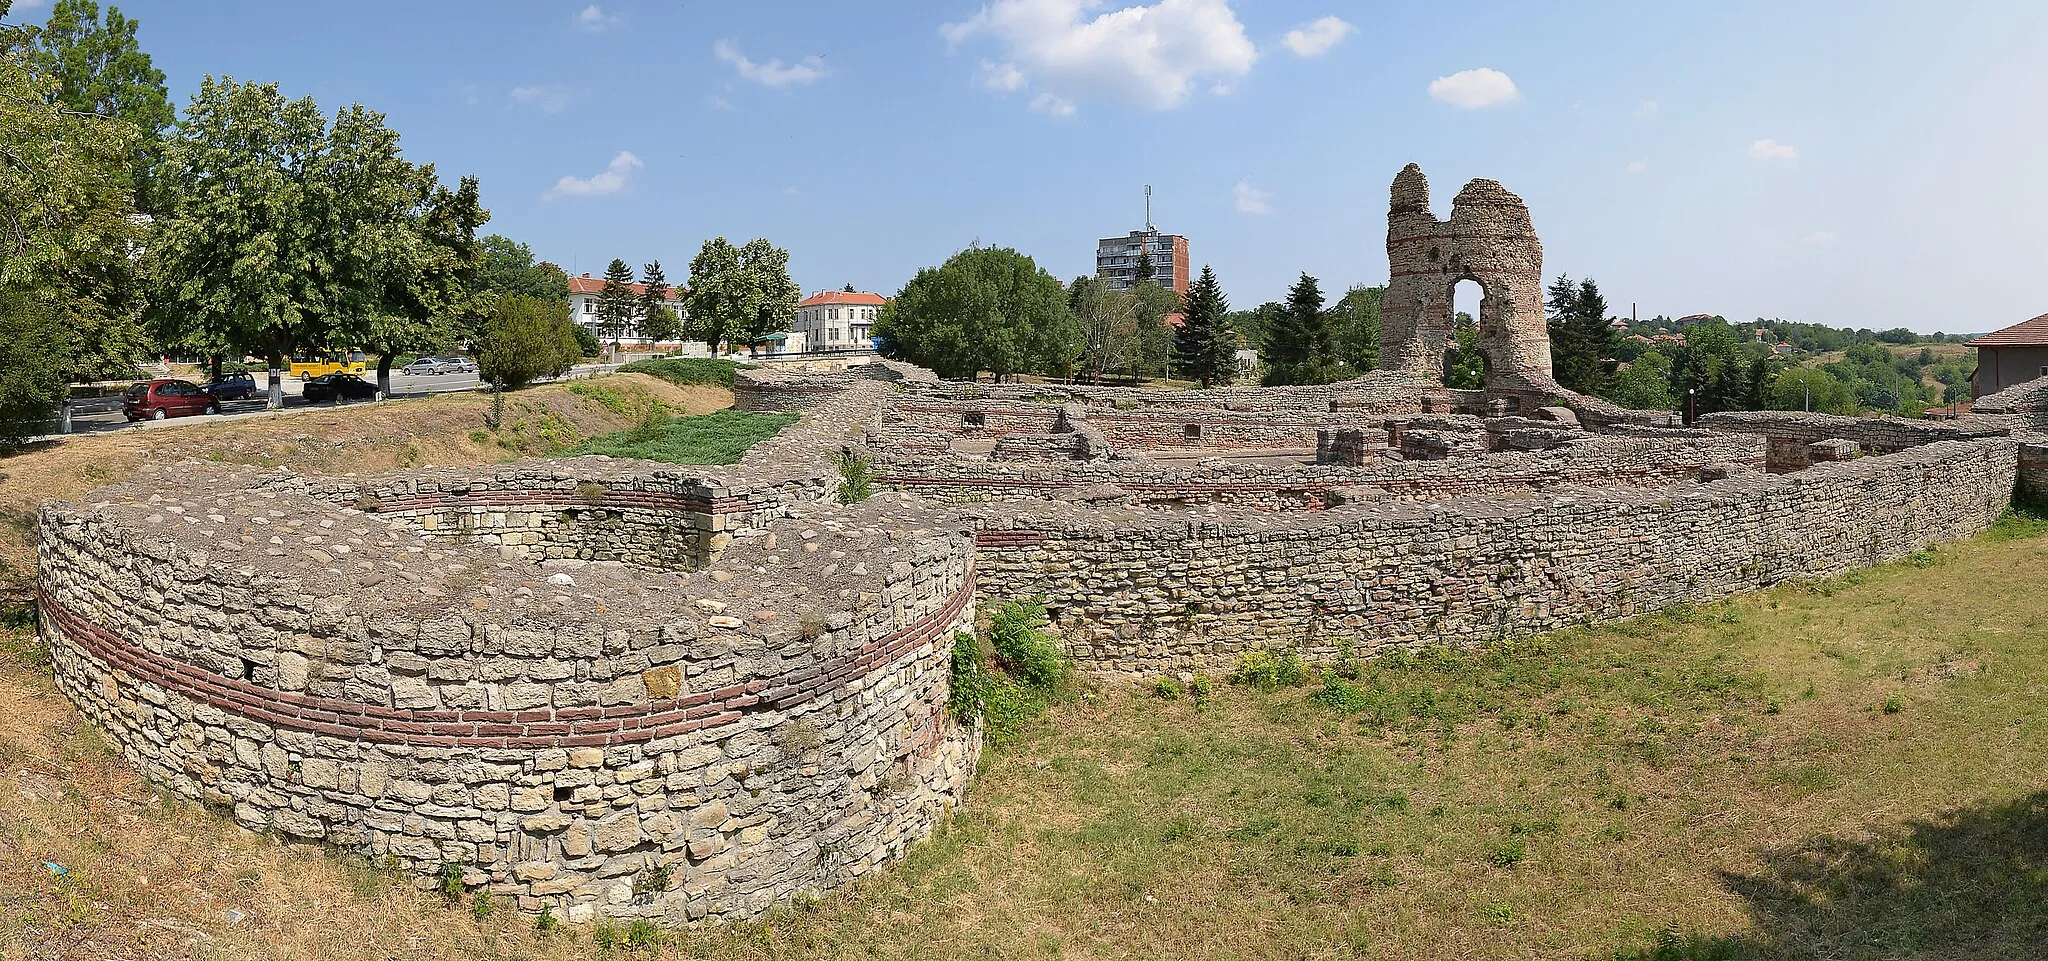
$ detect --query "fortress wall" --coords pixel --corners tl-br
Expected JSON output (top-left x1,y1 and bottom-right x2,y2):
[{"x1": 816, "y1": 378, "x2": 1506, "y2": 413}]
[
  {"x1": 971, "y1": 439, "x2": 2017, "y2": 676},
  {"x1": 36, "y1": 470, "x2": 978, "y2": 925}
]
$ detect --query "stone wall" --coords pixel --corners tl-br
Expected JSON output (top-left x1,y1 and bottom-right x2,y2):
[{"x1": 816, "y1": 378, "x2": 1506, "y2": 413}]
[
  {"x1": 1696, "y1": 410, "x2": 2005, "y2": 471},
  {"x1": 969, "y1": 439, "x2": 2018, "y2": 676},
  {"x1": 37, "y1": 460, "x2": 979, "y2": 925}
]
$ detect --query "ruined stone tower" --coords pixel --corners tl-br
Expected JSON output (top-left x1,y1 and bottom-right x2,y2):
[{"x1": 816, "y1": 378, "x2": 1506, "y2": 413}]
[{"x1": 1380, "y1": 164, "x2": 1552, "y2": 391}]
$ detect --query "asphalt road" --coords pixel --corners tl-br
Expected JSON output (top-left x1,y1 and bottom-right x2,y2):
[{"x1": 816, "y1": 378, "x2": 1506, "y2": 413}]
[{"x1": 59, "y1": 370, "x2": 484, "y2": 436}]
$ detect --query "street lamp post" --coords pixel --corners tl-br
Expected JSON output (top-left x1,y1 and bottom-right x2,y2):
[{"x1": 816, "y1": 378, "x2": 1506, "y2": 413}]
[{"x1": 1686, "y1": 386, "x2": 1696, "y2": 426}]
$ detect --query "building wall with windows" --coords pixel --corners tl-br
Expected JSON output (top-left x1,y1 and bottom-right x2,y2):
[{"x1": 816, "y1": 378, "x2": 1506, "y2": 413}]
[
  {"x1": 1095, "y1": 230, "x2": 1190, "y2": 295},
  {"x1": 566, "y1": 275, "x2": 687, "y2": 346},
  {"x1": 794, "y1": 291, "x2": 887, "y2": 352}
]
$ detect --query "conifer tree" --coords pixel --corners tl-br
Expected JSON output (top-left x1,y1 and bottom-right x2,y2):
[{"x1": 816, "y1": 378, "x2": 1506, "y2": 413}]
[
  {"x1": 1134, "y1": 246, "x2": 1155, "y2": 287},
  {"x1": 636, "y1": 260, "x2": 672, "y2": 343},
  {"x1": 1174, "y1": 265, "x2": 1237, "y2": 388},
  {"x1": 1262, "y1": 273, "x2": 1333, "y2": 386},
  {"x1": 596, "y1": 258, "x2": 636, "y2": 352}
]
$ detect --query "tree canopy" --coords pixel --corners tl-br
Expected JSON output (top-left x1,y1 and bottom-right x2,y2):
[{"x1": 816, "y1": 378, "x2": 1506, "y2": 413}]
[
  {"x1": 1175, "y1": 266, "x2": 1237, "y2": 388},
  {"x1": 29, "y1": 0, "x2": 172, "y2": 207},
  {"x1": 684, "y1": 237, "x2": 799, "y2": 354},
  {"x1": 874, "y1": 246, "x2": 1077, "y2": 380},
  {"x1": 1546, "y1": 274, "x2": 1617, "y2": 395},
  {"x1": 1262, "y1": 273, "x2": 1341, "y2": 386},
  {"x1": 472, "y1": 235, "x2": 568, "y2": 302}
]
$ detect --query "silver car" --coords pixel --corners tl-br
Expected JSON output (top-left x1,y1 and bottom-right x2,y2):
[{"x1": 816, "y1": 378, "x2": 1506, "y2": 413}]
[{"x1": 401, "y1": 357, "x2": 450, "y2": 375}]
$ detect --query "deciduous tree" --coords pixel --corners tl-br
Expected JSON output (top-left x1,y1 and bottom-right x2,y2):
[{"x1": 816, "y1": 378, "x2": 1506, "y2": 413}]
[
  {"x1": 873, "y1": 246, "x2": 1076, "y2": 381},
  {"x1": 1329, "y1": 284, "x2": 1383, "y2": 372},
  {"x1": 29, "y1": 0, "x2": 171, "y2": 207},
  {"x1": 684, "y1": 237, "x2": 799, "y2": 354},
  {"x1": 151, "y1": 77, "x2": 345, "y2": 408},
  {"x1": 472, "y1": 235, "x2": 568, "y2": 302}
]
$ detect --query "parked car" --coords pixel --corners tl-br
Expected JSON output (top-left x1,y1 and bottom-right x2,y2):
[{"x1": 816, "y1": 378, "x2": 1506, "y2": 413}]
[
  {"x1": 302, "y1": 372, "x2": 379, "y2": 403},
  {"x1": 123, "y1": 379, "x2": 220, "y2": 420},
  {"x1": 400, "y1": 357, "x2": 450, "y2": 375},
  {"x1": 445, "y1": 356, "x2": 478, "y2": 374},
  {"x1": 201, "y1": 371, "x2": 258, "y2": 401}
]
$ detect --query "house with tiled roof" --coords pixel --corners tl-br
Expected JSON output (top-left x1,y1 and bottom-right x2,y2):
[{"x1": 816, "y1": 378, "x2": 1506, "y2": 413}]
[
  {"x1": 566, "y1": 274, "x2": 687, "y2": 347},
  {"x1": 794, "y1": 290, "x2": 887, "y2": 352},
  {"x1": 1968, "y1": 313, "x2": 2048, "y2": 396}
]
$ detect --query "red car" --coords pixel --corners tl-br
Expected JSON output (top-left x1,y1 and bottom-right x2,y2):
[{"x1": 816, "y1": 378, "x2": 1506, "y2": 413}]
[{"x1": 123, "y1": 379, "x2": 221, "y2": 421}]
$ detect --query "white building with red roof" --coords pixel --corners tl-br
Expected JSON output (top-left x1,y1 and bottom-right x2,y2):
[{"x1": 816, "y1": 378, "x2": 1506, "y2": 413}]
[
  {"x1": 795, "y1": 290, "x2": 887, "y2": 352},
  {"x1": 566, "y1": 273, "x2": 688, "y2": 347}
]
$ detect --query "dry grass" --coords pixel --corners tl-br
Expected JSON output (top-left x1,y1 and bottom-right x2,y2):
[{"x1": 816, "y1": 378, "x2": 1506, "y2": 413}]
[
  {"x1": 0, "y1": 374, "x2": 729, "y2": 602},
  {"x1": 0, "y1": 419, "x2": 2043, "y2": 958}
]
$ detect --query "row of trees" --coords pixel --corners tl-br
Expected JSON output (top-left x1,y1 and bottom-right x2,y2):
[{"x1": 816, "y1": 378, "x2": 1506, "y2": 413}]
[
  {"x1": 874, "y1": 246, "x2": 1247, "y2": 388},
  {"x1": 587, "y1": 240, "x2": 800, "y2": 358},
  {"x1": 0, "y1": 0, "x2": 809, "y2": 439}
]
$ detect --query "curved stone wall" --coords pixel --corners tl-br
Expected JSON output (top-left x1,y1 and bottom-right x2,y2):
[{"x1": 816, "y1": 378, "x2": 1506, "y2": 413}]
[{"x1": 36, "y1": 469, "x2": 979, "y2": 924}]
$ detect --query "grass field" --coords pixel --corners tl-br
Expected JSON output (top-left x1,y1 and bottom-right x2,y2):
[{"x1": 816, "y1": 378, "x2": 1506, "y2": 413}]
[
  {"x1": 2, "y1": 505, "x2": 2045, "y2": 959},
  {"x1": 565, "y1": 409, "x2": 799, "y2": 465}
]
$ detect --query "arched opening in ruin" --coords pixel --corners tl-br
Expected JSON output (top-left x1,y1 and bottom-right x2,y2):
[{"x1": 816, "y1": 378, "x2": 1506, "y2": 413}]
[{"x1": 1445, "y1": 278, "x2": 1487, "y2": 387}]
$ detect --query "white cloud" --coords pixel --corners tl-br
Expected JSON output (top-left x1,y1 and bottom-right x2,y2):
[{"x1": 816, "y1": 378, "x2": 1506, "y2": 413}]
[
  {"x1": 1625, "y1": 160, "x2": 1647, "y2": 175},
  {"x1": 1233, "y1": 180, "x2": 1271, "y2": 214},
  {"x1": 1428, "y1": 67, "x2": 1520, "y2": 108},
  {"x1": 1749, "y1": 138, "x2": 1799, "y2": 163},
  {"x1": 941, "y1": 0, "x2": 1258, "y2": 113},
  {"x1": 706, "y1": 94, "x2": 734, "y2": 111},
  {"x1": 1030, "y1": 92, "x2": 1076, "y2": 117},
  {"x1": 10, "y1": 0, "x2": 52, "y2": 10},
  {"x1": 509, "y1": 84, "x2": 572, "y2": 113},
  {"x1": 979, "y1": 60, "x2": 1028, "y2": 92},
  {"x1": 544, "y1": 151, "x2": 642, "y2": 200},
  {"x1": 1635, "y1": 99, "x2": 1659, "y2": 119},
  {"x1": 1801, "y1": 230, "x2": 1838, "y2": 245},
  {"x1": 714, "y1": 39, "x2": 829, "y2": 89},
  {"x1": 1282, "y1": 16, "x2": 1353, "y2": 58},
  {"x1": 783, "y1": 186, "x2": 800, "y2": 196},
  {"x1": 572, "y1": 4, "x2": 619, "y2": 32}
]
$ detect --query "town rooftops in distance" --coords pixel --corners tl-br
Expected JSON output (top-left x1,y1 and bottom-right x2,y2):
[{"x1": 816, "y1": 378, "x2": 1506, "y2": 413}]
[
  {"x1": 1967, "y1": 312, "x2": 2048, "y2": 346},
  {"x1": 567, "y1": 274, "x2": 678, "y2": 299},
  {"x1": 798, "y1": 290, "x2": 889, "y2": 308}
]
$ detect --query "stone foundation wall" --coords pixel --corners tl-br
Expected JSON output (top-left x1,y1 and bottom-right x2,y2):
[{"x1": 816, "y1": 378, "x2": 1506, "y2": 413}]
[
  {"x1": 36, "y1": 466, "x2": 979, "y2": 925},
  {"x1": 970, "y1": 439, "x2": 2017, "y2": 676}
]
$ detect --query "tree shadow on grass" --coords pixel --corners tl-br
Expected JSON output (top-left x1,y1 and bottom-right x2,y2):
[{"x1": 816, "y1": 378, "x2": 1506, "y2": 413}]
[{"x1": 1610, "y1": 791, "x2": 2048, "y2": 960}]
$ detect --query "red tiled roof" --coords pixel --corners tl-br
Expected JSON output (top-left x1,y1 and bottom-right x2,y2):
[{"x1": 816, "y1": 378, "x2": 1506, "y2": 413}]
[
  {"x1": 1969, "y1": 312, "x2": 2048, "y2": 347},
  {"x1": 567, "y1": 275, "x2": 680, "y2": 300},
  {"x1": 799, "y1": 290, "x2": 889, "y2": 308}
]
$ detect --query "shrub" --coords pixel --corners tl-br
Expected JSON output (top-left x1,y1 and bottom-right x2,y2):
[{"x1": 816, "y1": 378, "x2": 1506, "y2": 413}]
[
  {"x1": 1231, "y1": 648, "x2": 1307, "y2": 689},
  {"x1": 949, "y1": 600, "x2": 1072, "y2": 746},
  {"x1": 571, "y1": 323, "x2": 600, "y2": 358},
  {"x1": 0, "y1": 288, "x2": 68, "y2": 451},
  {"x1": 833, "y1": 449, "x2": 874, "y2": 504},
  {"x1": 476, "y1": 295, "x2": 582, "y2": 389},
  {"x1": 988, "y1": 599, "x2": 1068, "y2": 689},
  {"x1": 1189, "y1": 673, "x2": 1213, "y2": 705},
  {"x1": 1151, "y1": 676, "x2": 1184, "y2": 699}
]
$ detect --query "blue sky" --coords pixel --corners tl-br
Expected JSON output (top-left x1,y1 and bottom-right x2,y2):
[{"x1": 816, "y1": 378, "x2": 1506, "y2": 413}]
[{"x1": 28, "y1": 0, "x2": 2048, "y2": 332}]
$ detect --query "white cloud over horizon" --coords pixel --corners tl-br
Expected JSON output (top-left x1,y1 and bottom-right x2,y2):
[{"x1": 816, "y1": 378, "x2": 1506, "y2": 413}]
[
  {"x1": 1626, "y1": 160, "x2": 1648, "y2": 175},
  {"x1": 545, "y1": 151, "x2": 642, "y2": 200},
  {"x1": 1282, "y1": 16, "x2": 1353, "y2": 57},
  {"x1": 1428, "y1": 67, "x2": 1520, "y2": 108},
  {"x1": 941, "y1": 0, "x2": 1257, "y2": 114},
  {"x1": 1749, "y1": 138, "x2": 1800, "y2": 163},
  {"x1": 572, "y1": 4, "x2": 619, "y2": 32},
  {"x1": 1234, "y1": 180, "x2": 1272, "y2": 214},
  {"x1": 714, "y1": 39, "x2": 830, "y2": 89},
  {"x1": 509, "y1": 84, "x2": 571, "y2": 113}
]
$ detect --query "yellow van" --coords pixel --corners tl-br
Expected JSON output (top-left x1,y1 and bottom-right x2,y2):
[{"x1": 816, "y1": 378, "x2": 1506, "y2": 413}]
[{"x1": 288, "y1": 350, "x2": 368, "y2": 380}]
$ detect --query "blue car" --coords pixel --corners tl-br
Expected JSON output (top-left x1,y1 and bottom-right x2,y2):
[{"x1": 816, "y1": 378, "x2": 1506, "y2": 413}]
[{"x1": 201, "y1": 371, "x2": 259, "y2": 401}]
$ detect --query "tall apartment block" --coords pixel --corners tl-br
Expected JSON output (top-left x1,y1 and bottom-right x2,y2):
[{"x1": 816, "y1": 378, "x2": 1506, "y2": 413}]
[{"x1": 1094, "y1": 229, "x2": 1190, "y2": 295}]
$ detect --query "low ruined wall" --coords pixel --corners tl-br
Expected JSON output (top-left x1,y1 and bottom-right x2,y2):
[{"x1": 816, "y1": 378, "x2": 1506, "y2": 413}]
[
  {"x1": 877, "y1": 432, "x2": 1765, "y2": 508},
  {"x1": 1698, "y1": 410, "x2": 2005, "y2": 470},
  {"x1": 37, "y1": 470, "x2": 977, "y2": 926},
  {"x1": 970, "y1": 439, "x2": 2017, "y2": 676}
]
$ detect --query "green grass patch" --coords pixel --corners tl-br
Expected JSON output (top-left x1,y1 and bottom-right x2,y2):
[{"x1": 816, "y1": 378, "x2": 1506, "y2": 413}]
[
  {"x1": 564, "y1": 409, "x2": 797, "y2": 465},
  {"x1": 617, "y1": 358, "x2": 750, "y2": 388}
]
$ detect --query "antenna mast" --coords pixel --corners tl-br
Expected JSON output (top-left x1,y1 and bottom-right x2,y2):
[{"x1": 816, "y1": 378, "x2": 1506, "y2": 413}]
[{"x1": 1144, "y1": 185, "x2": 1153, "y2": 232}]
